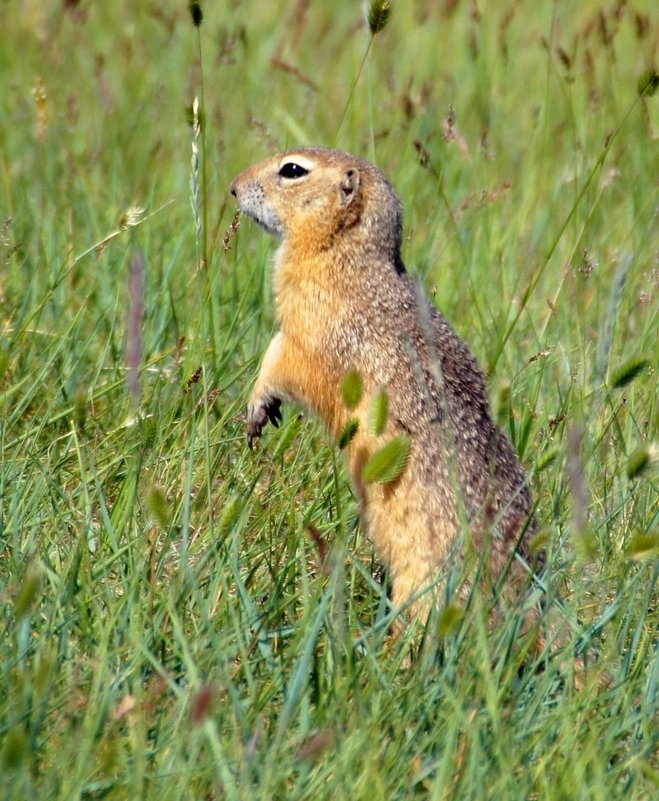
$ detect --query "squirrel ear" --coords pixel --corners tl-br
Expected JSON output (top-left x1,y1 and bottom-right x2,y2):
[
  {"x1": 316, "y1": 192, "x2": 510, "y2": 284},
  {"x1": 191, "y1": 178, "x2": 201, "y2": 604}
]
[{"x1": 339, "y1": 168, "x2": 360, "y2": 206}]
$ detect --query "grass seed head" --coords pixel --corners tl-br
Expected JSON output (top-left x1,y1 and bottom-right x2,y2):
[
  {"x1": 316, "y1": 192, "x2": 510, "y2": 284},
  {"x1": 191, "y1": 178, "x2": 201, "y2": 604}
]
[
  {"x1": 575, "y1": 527, "x2": 598, "y2": 562},
  {"x1": 626, "y1": 444, "x2": 658, "y2": 480},
  {"x1": 537, "y1": 448, "x2": 559, "y2": 472},
  {"x1": 609, "y1": 357, "x2": 649, "y2": 389},
  {"x1": 222, "y1": 210, "x2": 241, "y2": 251},
  {"x1": 188, "y1": 2, "x2": 203, "y2": 28},
  {"x1": 436, "y1": 603, "x2": 463, "y2": 638},
  {"x1": 1, "y1": 728, "x2": 27, "y2": 771},
  {"x1": 362, "y1": 434, "x2": 411, "y2": 484},
  {"x1": 338, "y1": 418, "x2": 360, "y2": 449},
  {"x1": 341, "y1": 368, "x2": 363, "y2": 409},
  {"x1": 147, "y1": 485, "x2": 172, "y2": 530},
  {"x1": 218, "y1": 495, "x2": 242, "y2": 534},
  {"x1": 627, "y1": 531, "x2": 659, "y2": 561},
  {"x1": 368, "y1": 387, "x2": 389, "y2": 436},
  {"x1": 189, "y1": 96, "x2": 202, "y2": 253},
  {"x1": 14, "y1": 569, "x2": 42, "y2": 620},
  {"x1": 367, "y1": 1, "x2": 392, "y2": 36},
  {"x1": 637, "y1": 68, "x2": 658, "y2": 97},
  {"x1": 119, "y1": 205, "x2": 145, "y2": 230}
]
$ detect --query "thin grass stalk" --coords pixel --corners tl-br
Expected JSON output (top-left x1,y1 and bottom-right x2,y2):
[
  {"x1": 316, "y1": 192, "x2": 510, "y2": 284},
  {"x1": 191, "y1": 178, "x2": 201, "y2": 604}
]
[
  {"x1": 7, "y1": 204, "x2": 155, "y2": 355},
  {"x1": 490, "y1": 93, "x2": 646, "y2": 371},
  {"x1": 334, "y1": 1, "x2": 393, "y2": 143},
  {"x1": 597, "y1": 253, "x2": 633, "y2": 381},
  {"x1": 190, "y1": 96, "x2": 202, "y2": 270},
  {"x1": 197, "y1": 49, "x2": 208, "y2": 273},
  {"x1": 189, "y1": 4, "x2": 219, "y2": 367},
  {"x1": 126, "y1": 250, "x2": 145, "y2": 407}
]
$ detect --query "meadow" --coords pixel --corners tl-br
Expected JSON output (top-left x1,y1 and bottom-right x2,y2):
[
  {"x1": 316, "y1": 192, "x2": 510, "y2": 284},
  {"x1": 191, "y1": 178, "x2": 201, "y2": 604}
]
[{"x1": 1, "y1": 1, "x2": 657, "y2": 798}]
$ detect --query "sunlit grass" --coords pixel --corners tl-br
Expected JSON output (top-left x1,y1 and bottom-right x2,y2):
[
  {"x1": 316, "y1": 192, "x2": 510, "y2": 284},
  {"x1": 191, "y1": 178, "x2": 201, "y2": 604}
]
[{"x1": 1, "y1": 2, "x2": 657, "y2": 799}]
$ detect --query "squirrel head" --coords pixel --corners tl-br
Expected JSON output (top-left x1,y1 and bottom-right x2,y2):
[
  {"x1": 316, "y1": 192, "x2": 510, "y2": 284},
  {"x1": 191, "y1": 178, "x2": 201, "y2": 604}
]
[{"x1": 231, "y1": 147, "x2": 404, "y2": 262}]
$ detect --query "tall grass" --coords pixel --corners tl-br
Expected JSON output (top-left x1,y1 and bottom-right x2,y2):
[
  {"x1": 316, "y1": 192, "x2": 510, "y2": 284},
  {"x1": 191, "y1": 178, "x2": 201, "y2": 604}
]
[{"x1": 1, "y1": 1, "x2": 657, "y2": 799}]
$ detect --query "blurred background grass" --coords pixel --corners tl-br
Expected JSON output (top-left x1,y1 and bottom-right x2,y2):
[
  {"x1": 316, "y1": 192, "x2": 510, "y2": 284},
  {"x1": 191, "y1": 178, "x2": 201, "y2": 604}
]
[{"x1": 1, "y1": 1, "x2": 657, "y2": 799}]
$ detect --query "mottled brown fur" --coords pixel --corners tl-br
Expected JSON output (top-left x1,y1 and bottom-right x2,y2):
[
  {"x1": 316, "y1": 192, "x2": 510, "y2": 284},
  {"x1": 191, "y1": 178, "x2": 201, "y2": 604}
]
[{"x1": 231, "y1": 147, "x2": 536, "y2": 614}]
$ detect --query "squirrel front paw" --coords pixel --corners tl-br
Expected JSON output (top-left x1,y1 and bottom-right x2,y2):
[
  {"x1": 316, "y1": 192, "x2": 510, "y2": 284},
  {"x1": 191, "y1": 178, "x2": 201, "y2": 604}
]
[{"x1": 247, "y1": 394, "x2": 283, "y2": 448}]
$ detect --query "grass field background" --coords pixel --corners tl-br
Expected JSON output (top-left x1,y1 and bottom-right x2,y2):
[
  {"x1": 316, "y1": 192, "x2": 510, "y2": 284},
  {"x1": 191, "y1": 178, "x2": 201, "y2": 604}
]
[{"x1": 1, "y1": 1, "x2": 657, "y2": 799}]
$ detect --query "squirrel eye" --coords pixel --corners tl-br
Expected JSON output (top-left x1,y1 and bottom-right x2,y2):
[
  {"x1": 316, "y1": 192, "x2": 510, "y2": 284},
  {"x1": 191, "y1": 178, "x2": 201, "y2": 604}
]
[{"x1": 278, "y1": 162, "x2": 309, "y2": 179}]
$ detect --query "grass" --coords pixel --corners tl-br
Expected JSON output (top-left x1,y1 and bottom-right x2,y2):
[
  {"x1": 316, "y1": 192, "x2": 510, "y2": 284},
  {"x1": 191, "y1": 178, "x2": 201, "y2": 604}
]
[{"x1": 1, "y1": 1, "x2": 657, "y2": 798}]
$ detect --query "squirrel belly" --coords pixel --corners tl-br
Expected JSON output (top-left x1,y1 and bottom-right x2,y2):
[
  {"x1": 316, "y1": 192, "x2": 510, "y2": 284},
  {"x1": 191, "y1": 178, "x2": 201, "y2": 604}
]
[{"x1": 231, "y1": 147, "x2": 536, "y2": 613}]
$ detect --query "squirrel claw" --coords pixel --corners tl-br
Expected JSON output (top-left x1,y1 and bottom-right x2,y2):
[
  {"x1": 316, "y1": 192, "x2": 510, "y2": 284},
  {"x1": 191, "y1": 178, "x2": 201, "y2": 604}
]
[
  {"x1": 269, "y1": 404, "x2": 283, "y2": 427},
  {"x1": 247, "y1": 394, "x2": 282, "y2": 448}
]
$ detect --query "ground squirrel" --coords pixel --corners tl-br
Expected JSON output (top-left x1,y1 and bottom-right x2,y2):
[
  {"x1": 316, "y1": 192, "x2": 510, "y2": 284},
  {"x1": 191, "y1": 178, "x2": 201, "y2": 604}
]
[{"x1": 231, "y1": 147, "x2": 536, "y2": 614}]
